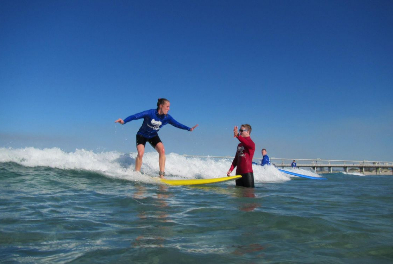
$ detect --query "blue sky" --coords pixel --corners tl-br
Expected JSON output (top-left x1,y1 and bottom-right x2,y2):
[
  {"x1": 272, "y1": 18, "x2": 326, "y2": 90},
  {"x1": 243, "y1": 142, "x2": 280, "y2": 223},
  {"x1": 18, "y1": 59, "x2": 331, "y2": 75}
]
[{"x1": 1, "y1": 0, "x2": 392, "y2": 161}]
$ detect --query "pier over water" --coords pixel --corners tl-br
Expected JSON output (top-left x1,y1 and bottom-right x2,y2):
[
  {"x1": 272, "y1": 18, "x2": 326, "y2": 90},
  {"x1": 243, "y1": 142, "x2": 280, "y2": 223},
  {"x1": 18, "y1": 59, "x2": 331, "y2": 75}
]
[
  {"x1": 182, "y1": 155, "x2": 393, "y2": 175},
  {"x1": 269, "y1": 158, "x2": 393, "y2": 175}
]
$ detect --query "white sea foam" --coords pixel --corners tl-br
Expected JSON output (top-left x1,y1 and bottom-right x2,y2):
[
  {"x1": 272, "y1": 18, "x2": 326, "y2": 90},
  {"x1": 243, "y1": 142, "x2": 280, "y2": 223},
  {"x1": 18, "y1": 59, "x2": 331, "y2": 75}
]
[
  {"x1": 341, "y1": 171, "x2": 366, "y2": 176},
  {"x1": 0, "y1": 147, "x2": 290, "y2": 184},
  {"x1": 277, "y1": 167, "x2": 322, "y2": 178}
]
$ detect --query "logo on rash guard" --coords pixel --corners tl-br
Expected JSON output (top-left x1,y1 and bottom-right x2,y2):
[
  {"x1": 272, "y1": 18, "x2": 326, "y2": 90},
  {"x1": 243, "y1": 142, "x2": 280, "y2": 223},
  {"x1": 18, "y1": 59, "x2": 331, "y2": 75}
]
[
  {"x1": 148, "y1": 119, "x2": 162, "y2": 130},
  {"x1": 237, "y1": 146, "x2": 245, "y2": 157}
]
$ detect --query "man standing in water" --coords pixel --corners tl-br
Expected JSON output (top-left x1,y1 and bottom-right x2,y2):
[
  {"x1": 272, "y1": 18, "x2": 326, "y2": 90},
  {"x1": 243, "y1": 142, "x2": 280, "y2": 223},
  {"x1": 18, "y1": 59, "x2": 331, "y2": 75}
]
[
  {"x1": 115, "y1": 98, "x2": 198, "y2": 178},
  {"x1": 227, "y1": 124, "x2": 255, "y2": 188},
  {"x1": 261, "y1": 149, "x2": 271, "y2": 166}
]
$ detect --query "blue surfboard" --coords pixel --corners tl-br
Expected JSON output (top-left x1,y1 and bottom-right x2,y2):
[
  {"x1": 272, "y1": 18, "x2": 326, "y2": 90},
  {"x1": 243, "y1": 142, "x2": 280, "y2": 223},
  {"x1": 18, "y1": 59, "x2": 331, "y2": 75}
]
[{"x1": 278, "y1": 169, "x2": 327, "y2": 180}]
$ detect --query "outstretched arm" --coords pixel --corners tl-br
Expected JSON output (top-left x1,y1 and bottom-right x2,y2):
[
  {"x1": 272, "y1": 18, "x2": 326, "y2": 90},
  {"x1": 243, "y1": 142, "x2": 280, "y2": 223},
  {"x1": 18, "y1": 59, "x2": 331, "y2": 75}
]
[
  {"x1": 168, "y1": 116, "x2": 198, "y2": 131},
  {"x1": 115, "y1": 110, "x2": 150, "y2": 125}
]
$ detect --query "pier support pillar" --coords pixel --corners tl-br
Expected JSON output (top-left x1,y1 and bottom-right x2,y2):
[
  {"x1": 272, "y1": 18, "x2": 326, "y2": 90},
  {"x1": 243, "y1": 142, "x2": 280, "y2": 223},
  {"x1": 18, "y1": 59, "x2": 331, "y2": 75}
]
[{"x1": 328, "y1": 167, "x2": 332, "y2": 173}]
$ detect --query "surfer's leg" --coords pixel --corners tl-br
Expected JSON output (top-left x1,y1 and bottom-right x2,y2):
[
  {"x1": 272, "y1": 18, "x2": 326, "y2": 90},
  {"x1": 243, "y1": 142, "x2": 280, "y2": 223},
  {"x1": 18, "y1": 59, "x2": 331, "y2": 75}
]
[
  {"x1": 136, "y1": 135, "x2": 149, "y2": 171},
  {"x1": 155, "y1": 142, "x2": 166, "y2": 178},
  {"x1": 148, "y1": 136, "x2": 165, "y2": 178},
  {"x1": 242, "y1": 172, "x2": 255, "y2": 188},
  {"x1": 135, "y1": 144, "x2": 145, "y2": 171},
  {"x1": 235, "y1": 177, "x2": 244, "y2": 187}
]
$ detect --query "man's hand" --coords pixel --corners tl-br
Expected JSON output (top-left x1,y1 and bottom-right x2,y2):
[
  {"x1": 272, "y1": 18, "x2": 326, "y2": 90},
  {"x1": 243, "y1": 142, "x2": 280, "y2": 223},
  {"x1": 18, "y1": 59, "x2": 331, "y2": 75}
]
[{"x1": 233, "y1": 126, "x2": 239, "y2": 138}]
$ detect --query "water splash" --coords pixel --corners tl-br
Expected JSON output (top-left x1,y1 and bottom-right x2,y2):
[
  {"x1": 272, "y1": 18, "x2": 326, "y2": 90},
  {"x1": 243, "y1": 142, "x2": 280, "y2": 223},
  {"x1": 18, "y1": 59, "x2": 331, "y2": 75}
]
[{"x1": 0, "y1": 147, "x2": 291, "y2": 183}]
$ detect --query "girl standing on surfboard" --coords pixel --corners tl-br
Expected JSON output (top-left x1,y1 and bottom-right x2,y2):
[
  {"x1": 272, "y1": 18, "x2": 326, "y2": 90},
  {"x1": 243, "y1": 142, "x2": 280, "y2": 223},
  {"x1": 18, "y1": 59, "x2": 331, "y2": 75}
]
[
  {"x1": 227, "y1": 124, "x2": 256, "y2": 188},
  {"x1": 115, "y1": 98, "x2": 198, "y2": 178}
]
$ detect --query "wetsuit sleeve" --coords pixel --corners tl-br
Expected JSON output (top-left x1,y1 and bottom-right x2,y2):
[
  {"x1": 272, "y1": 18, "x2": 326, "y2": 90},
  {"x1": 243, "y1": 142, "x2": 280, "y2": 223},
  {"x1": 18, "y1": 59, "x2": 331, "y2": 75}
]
[
  {"x1": 230, "y1": 153, "x2": 238, "y2": 172},
  {"x1": 123, "y1": 110, "x2": 150, "y2": 124},
  {"x1": 168, "y1": 115, "x2": 191, "y2": 131},
  {"x1": 237, "y1": 136, "x2": 255, "y2": 151}
]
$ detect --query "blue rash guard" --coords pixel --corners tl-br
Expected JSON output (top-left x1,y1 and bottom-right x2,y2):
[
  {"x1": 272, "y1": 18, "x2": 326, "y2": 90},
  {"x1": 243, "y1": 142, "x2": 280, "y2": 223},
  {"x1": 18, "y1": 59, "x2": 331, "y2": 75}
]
[
  {"x1": 261, "y1": 155, "x2": 271, "y2": 166},
  {"x1": 123, "y1": 109, "x2": 191, "y2": 138}
]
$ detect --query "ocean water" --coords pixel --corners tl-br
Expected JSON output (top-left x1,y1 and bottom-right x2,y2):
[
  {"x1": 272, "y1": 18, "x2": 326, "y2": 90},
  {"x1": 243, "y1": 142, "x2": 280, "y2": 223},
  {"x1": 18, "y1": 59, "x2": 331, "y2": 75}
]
[{"x1": 1, "y1": 148, "x2": 392, "y2": 263}]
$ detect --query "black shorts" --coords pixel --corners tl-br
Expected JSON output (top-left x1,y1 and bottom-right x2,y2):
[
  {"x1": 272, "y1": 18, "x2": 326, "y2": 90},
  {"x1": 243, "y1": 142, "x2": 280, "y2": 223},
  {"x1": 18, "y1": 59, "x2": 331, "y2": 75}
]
[
  {"x1": 236, "y1": 172, "x2": 255, "y2": 188},
  {"x1": 136, "y1": 134, "x2": 162, "y2": 149}
]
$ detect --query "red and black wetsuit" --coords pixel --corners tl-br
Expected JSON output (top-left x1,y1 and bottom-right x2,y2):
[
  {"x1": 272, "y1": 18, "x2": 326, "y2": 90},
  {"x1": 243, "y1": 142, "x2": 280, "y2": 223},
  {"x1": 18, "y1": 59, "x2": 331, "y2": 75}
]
[{"x1": 229, "y1": 136, "x2": 255, "y2": 187}]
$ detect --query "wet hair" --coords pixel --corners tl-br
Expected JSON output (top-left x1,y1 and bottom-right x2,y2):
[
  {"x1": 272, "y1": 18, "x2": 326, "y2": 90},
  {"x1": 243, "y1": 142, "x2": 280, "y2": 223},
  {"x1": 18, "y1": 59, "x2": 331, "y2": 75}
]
[
  {"x1": 157, "y1": 98, "x2": 169, "y2": 110},
  {"x1": 241, "y1": 124, "x2": 252, "y2": 134}
]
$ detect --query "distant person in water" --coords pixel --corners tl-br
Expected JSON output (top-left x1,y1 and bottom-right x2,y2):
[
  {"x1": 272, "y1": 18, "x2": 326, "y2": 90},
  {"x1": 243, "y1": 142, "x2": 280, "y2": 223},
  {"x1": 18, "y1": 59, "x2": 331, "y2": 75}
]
[
  {"x1": 261, "y1": 149, "x2": 271, "y2": 166},
  {"x1": 291, "y1": 160, "x2": 297, "y2": 168},
  {"x1": 115, "y1": 98, "x2": 198, "y2": 178},
  {"x1": 227, "y1": 124, "x2": 255, "y2": 188}
]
